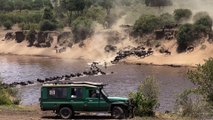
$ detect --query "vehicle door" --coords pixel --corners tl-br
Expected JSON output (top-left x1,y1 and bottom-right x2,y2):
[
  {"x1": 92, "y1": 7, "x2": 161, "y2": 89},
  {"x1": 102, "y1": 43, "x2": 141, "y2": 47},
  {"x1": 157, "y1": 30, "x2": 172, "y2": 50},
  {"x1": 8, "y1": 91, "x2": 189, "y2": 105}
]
[
  {"x1": 69, "y1": 87, "x2": 85, "y2": 111},
  {"x1": 85, "y1": 88, "x2": 100, "y2": 111},
  {"x1": 99, "y1": 89, "x2": 110, "y2": 111}
]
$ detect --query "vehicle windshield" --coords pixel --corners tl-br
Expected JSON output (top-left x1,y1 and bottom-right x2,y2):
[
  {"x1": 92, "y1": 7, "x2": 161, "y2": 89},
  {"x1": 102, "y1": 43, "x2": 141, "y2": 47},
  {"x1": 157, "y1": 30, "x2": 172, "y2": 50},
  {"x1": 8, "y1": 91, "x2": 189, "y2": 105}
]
[{"x1": 101, "y1": 89, "x2": 108, "y2": 97}]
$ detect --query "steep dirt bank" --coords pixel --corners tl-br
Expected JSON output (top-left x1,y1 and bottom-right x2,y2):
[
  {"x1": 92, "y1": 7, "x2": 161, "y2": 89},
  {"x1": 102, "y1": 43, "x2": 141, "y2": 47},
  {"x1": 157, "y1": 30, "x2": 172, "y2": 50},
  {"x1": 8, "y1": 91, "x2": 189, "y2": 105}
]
[
  {"x1": 123, "y1": 41, "x2": 213, "y2": 67},
  {"x1": 0, "y1": 24, "x2": 213, "y2": 67},
  {"x1": 0, "y1": 37, "x2": 213, "y2": 67}
]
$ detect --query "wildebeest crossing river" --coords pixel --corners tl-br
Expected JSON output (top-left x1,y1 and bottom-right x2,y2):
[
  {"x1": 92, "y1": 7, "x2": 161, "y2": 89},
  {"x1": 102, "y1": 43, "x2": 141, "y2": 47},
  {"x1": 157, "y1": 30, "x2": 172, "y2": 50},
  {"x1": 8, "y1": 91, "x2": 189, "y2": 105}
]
[{"x1": 0, "y1": 55, "x2": 193, "y2": 112}]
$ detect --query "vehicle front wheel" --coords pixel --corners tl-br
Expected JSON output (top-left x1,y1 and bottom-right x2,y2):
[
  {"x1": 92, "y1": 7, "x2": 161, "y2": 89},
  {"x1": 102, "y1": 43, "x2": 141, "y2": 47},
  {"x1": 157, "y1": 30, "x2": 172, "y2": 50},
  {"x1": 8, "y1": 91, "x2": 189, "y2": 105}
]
[
  {"x1": 59, "y1": 107, "x2": 73, "y2": 119},
  {"x1": 111, "y1": 106, "x2": 125, "y2": 119}
]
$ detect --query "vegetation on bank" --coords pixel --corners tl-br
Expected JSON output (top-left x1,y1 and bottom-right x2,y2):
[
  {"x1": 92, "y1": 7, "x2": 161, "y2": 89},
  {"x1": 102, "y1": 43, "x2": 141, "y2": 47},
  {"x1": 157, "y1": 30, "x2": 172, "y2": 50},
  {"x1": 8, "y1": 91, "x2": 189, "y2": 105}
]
[
  {"x1": 131, "y1": 58, "x2": 213, "y2": 119},
  {"x1": 132, "y1": 8, "x2": 212, "y2": 52},
  {"x1": 129, "y1": 76, "x2": 159, "y2": 117},
  {"x1": 174, "y1": 58, "x2": 213, "y2": 119},
  {"x1": 0, "y1": 77, "x2": 20, "y2": 105}
]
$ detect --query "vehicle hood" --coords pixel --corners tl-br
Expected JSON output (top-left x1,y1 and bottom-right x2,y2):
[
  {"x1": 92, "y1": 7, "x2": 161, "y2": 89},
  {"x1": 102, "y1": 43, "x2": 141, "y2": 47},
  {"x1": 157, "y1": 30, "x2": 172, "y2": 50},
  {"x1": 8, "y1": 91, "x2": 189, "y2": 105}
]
[{"x1": 107, "y1": 97, "x2": 128, "y2": 102}]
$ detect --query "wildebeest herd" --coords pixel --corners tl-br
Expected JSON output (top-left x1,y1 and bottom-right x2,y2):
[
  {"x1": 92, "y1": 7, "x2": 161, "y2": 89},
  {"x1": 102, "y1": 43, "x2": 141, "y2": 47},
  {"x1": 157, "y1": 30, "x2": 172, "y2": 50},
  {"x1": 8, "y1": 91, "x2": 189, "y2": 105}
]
[
  {"x1": 111, "y1": 46, "x2": 154, "y2": 63},
  {"x1": 2, "y1": 64, "x2": 106, "y2": 88}
]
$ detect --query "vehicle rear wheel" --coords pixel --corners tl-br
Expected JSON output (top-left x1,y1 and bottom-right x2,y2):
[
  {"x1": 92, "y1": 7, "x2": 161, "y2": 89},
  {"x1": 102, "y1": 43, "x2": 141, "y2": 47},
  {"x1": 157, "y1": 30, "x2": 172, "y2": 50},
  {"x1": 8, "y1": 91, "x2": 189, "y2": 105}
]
[
  {"x1": 59, "y1": 107, "x2": 73, "y2": 119},
  {"x1": 111, "y1": 106, "x2": 125, "y2": 119}
]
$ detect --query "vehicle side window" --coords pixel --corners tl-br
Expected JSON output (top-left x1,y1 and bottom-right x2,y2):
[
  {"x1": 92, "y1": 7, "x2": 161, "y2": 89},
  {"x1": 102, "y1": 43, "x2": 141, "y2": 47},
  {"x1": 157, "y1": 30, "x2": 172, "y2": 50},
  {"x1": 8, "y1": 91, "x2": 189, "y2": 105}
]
[
  {"x1": 47, "y1": 87, "x2": 67, "y2": 98},
  {"x1": 71, "y1": 88, "x2": 83, "y2": 98},
  {"x1": 89, "y1": 89, "x2": 99, "y2": 98}
]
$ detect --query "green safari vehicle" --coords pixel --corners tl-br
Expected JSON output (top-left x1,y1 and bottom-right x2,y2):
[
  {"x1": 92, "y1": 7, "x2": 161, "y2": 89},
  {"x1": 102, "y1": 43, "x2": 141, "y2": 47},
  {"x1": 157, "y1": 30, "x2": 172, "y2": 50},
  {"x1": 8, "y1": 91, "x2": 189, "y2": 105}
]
[{"x1": 39, "y1": 81, "x2": 134, "y2": 119}]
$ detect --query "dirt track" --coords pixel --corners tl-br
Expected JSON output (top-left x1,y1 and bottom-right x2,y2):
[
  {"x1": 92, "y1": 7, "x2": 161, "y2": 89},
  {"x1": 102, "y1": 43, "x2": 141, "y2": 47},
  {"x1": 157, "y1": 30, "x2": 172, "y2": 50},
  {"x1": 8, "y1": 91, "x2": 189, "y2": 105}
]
[{"x1": 0, "y1": 105, "x2": 114, "y2": 120}]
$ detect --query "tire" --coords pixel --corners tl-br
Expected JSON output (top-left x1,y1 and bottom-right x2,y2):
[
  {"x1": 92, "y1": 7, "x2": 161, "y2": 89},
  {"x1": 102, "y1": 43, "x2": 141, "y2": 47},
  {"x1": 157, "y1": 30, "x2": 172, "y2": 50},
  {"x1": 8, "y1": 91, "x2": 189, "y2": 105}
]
[
  {"x1": 111, "y1": 106, "x2": 125, "y2": 119},
  {"x1": 59, "y1": 107, "x2": 73, "y2": 119}
]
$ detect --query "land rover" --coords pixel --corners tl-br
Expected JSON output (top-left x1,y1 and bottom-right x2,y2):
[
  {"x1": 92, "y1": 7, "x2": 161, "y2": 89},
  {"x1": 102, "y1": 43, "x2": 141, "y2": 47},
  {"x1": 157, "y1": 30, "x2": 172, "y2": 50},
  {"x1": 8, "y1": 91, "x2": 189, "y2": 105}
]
[{"x1": 39, "y1": 81, "x2": 134, "y2": 119}]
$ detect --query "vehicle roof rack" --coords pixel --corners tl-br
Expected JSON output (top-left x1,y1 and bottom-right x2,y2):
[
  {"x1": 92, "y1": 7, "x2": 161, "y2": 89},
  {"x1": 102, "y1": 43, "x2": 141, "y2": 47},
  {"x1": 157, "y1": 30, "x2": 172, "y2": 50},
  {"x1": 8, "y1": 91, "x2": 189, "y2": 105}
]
[{"x1": 43, "y1": 81, "x2": 106, "y2": 86}]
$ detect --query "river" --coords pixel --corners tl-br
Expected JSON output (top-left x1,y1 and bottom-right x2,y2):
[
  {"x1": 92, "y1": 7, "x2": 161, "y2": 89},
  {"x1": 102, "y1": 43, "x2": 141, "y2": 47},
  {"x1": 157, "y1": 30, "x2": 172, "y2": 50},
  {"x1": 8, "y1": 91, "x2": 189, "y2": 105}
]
[{"x1": 0, "y1": 55, "x2": 194, "y2": 112}]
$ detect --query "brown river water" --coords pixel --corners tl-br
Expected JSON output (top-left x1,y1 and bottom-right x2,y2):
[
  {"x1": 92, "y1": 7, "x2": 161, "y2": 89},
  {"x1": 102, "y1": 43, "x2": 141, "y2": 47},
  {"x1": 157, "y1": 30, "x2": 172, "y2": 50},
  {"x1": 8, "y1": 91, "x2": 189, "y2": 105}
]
[{"x1": 0, "y1": 55, "x2": 194, "y2": 112}]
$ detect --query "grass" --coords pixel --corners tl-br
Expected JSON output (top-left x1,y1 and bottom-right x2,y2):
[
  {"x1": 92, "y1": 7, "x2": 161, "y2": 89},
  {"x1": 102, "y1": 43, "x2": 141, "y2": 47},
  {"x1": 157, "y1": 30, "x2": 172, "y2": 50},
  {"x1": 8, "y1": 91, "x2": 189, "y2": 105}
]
[{"x1": 0, "y1": 105, "x2": 37, "y2": 112}]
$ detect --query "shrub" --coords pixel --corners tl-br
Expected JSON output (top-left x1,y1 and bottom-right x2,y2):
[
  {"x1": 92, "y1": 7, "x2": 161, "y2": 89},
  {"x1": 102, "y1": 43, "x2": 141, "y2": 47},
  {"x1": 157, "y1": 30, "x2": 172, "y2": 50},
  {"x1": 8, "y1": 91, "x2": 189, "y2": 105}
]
[
  {"x1": 159, "y1": 13, "x2": 175, "y2": 26},
  {"x1": 193, "y1": 12, "x2": 209, "y2": 22},
  {"x1": 85, "y1": 6, "x2": 107, "y2": 25},
  {"x1": 175, "y1": 90, "x2": 211, "y2": 118},
  {"x1": 43, "y1": 7, "x2": 55, "y2": 22},
  {"x1": 71, "y1": 16, "x2": 94, "y2": 43},
  {"x1": 27, "y1": 29, "x2": 37, "y2": 47},
  {"x1": 176, "y1": 24, "x2": 206, "y2": 52},
  {"x1": 195, "y1": 15, "x2": 212, "y2": 32},
  {"x1": 40, "y1": 20, "x2": 57, "y2": 31},
  {"x1": 19, "y1": 23, "x2": 39, "y2": 30},
  {"x1": 133, "y1": 15, "x2": 161, "y2": 36},
  {"x1": 145, "y1": 0, "x2": 172, "y2": 7},
  {"x1": 187, "y1": 58, "x2": 213, "y2": 105},
  {"x1": 0, "y1": 79, "x2": 18, "y2": 105},
  {"x1": 129, "y1": 76, "x2": 159, "y2": 117},
  {"x1": 3, "y1": 20, "x2": 13, "y2": 30},
  {"x1": 174, "y1": 9, "x2": 192, "y2": 22}
]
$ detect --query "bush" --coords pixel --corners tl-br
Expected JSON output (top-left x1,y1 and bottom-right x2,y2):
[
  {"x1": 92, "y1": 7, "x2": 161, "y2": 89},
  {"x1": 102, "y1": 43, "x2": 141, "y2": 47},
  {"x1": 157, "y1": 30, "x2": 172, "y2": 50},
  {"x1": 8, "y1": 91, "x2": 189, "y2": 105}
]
[
  {"x1": 174, "y1": 9, "x2": 192, "y2": 22},
  {"x1": 0, "y1": 79, "x2": 18, "y2": 105},
  {"x1": 193, "y1": 12, "x2": 209, "y2": 22},
  {"x1": 159, "y1": 13, "x2": 175, "y2": 26},
  {"x1": 19, "y1": 23, "x2": 39, "y2": 30},
  {"x1": 3, "y1": 20, "x2": 13, "y2": 30},
  {"x1": 176, "y1": 24, "x2": 206, "y2": 52},
  {"x1": 129, "y1": 76, "x2": 159, "y2": 117},
  {"x1": 187, "y1": 58, "x2": 213, "y2": 105},
  {"x1": 133, "y1": 15, "x2": 161, "y2": 36},
  {"x1": 194, "y1": 15, "x2": 212, "y2": 31},
  {"x1": 27, "y1": 29, "x2": 37, "y2": 47},
  {"x1": 85, "y1": 6, "x2": 107, "y2": 25},
  {"x1": 145, "y1": 0, "x2": 172, "y2": 7},
  {"x1": 71, "y1": 16, "x2": 94, "y2": 43},
  {"x1": 40, "y1": 20, "x2": 57, "y2": 31},
  {"x1": 175, "y1": 90, "x2": 211, "y2": 118}
]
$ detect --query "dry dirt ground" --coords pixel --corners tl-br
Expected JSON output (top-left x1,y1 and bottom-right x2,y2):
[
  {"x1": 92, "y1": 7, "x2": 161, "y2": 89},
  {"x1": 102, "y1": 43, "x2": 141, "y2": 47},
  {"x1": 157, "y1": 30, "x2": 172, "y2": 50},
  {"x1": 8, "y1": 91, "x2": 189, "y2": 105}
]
[
  {"x1": 0, "y1": 105, "x2": 195, "y2": 120},
  {"x1": 0, "y1": 105, "x2": 115, "y2": 120}
]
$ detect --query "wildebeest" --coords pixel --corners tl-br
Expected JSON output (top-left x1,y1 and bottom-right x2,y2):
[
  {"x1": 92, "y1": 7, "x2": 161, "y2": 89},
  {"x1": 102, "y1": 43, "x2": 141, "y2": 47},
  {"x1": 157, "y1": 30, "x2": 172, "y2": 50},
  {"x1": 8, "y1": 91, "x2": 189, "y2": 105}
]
[
  {"x1": 164, "y1": 49, "x2": 171, "y2": 55},
  {"x1": 186, "y1": 46, "x2": 194, "y2": 52}
]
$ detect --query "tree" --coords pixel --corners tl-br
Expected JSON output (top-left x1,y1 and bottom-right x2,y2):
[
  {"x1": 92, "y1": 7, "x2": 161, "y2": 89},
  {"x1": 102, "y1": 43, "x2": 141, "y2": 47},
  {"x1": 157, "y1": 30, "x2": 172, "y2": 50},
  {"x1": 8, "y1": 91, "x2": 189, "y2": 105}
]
[
  {"x1": 145, "y1": 0, "x2": 172, "y2": 7},
  {"x1": 85, "y1": 6, "x2": 107, "y2": 25},
  {"x1": 193, "y1": 12, "x2": 209, "y2": 22},
  {"x1": 195, "y1": 15, "x2": 212, "y2": 32},
  {"x1": 2, "y1": 0, "x2": 14, "y2": 11},
  {"x1": 133, "y1": 15, "x2": 161, "y2": 36},
  {"x1": 187, "y1": 58, "x2": 213, "y2": 105},
  {"x1": 71, "y1": 17, "x2": 94, "y2": 42},
  {"x1": 99, "y1": 0, "x2": 113, "y2": 15},
  {"x1": 14, "y1": 0, "x2": 24, "y2": 11},
  {"x1": 40, "y1": 20, "x2": 57, "y2": 31},
  {"x1": 3, "y1": 20, "x2": 13, "y2": 30},
  {"x1": 43, "y1": 7, "x2": 55, "y2": 21},
  {"x1": 176, "y1": 24, "x2": 207, "y2": 52},
  {"x1": 129, "y1": 76, "x2": 159, "y2": 116},
  {"x1": 159, "y1": 13, "x2": 175, "y2": 26},
  {"x1": 60, "y1": 0, "x2": 76, "y2": 25},
  {"x1": 174, "y1": 9, "x2": 192, "y2": 23},
  {"x1": 32, "y1": 0, "x2": 43, "y2": 10},
  {"x1": 22, "y1": 0, "x2": 33, "y2": 10}
]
